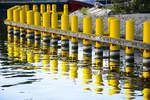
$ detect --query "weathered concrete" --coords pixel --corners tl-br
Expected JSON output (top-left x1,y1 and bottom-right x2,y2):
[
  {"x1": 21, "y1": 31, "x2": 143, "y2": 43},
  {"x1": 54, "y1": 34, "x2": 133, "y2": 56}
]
[{"x1": 4, "y1": 20, "x2": 150, "y2": 50}]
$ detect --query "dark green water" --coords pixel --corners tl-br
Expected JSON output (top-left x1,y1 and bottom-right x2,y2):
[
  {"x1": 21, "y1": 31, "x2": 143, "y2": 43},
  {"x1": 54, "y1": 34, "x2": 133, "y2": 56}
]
[{"x1": 0, "y1": 38, "x2": 149, "y2": 100}]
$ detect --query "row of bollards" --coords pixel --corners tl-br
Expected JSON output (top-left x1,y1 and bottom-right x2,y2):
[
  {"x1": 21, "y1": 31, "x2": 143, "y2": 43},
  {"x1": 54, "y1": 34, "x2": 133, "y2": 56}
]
[{"x1": 6, "y1": 4, "x2": 150, "y2": 80}]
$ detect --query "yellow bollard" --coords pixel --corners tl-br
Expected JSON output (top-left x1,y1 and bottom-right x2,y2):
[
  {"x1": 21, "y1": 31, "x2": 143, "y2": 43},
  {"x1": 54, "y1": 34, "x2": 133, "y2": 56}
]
[
  {"x1": 51, "y1": 12, "x2": 58, "y2": 54},
  {"x1": 20, "y1": 10, "x2": 27, "y2": 43},
  {"x1": 52, "y1": 4, "x2": 56, "y2": 13},
  {"x1": 13, "y1": 9, "x2": 20, "y2": 43},
  {"x1": 61, "y1": 14, "x2": 69, "y2": 58},
  {"x1": 27, "y1": 10, "x2": 34, "y2": 46},
  {"x1": 71, "y1": 16, "x2": 78, "y2": 60},
  {"x1": 25, "y1": 5, "x2": 29, "y2": 11},
  {"x1": 125, "y1": 20, "x2": 135, "y2": 74},
  {"x1": 109, "y1": 19, "x2": 120, "y2": 68},
  {"x1": 143, "y1": 88, "x2": 150, "y2": 100},
  {"x1": 7, "y1": 8, "x2": 13, "y2": 41},
  {"x1": 34, "y1": 12, "x2": 41, "y2": 47},
  {"x1": 21, "y1": 5, "x2": 25, "y2": 10},
  {"x1": 95, "y1": 18, "x2": 103, "y2": 67},
  {"x1": 143, "y1": 21, "x2": 150, "y2": 79},
  {"x1": 40, "y1": 4, "x2": 45, "y2": 14},
  {"x1": 46, "y1": 4, "x2": 51, "y2": 13},
  {"x1": 107, "y1": 17, "x2": 115, "y2": 36},
  {"x1": 42, "y1": 12, "x2": 51, "y2": 47},
  {"x1": 83, "y1": 16, "x2": 92, "y2": 63},
  {"x1": 33, "y1": 5, "x2": 38, "y2": 12},
  {"x1": 64, "y1": 4, "x2": 68, "y2": 15}
]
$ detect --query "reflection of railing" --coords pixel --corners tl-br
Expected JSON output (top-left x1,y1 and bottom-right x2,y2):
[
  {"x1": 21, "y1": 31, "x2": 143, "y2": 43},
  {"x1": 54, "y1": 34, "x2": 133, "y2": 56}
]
[{"x1": 0, "y1": 0, "x2": 68, "y2": 3}]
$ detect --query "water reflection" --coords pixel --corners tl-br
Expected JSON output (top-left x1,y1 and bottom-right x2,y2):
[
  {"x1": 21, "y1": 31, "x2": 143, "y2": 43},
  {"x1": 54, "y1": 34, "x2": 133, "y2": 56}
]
[{"x1": 0, "y1": 39, "x2": 147, "y2": 100}]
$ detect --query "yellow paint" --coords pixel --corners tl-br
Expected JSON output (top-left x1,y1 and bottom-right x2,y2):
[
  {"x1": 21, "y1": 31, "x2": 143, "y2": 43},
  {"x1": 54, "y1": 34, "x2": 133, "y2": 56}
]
[
  {"x1": 46, "y1": 4, "x2": 51, "y2": 13},
  {"x1": 27, "y1": 10, "x2": 34, "y2": 25},
  {"x1": 82, "y1": 67, "x2": 92, "y2": 84},
  {"x1": 83, "y1": 16, "x2": 92, "y2": 34},
  {"x1": 96, "y1": 18, "x2": 103, "y2": 36},
  {"x1": 143, "y1": 21, "x2": 150, "y2": 43},
  {"x1": 52, "y1": 4, "x2": 56, "y2": 13},
  {"x1": 143, "y1": 88, "x2": 150, "y2": 100},
  {"x1": 7, "y1": 8, "x2": 13, "y2": 21},
  {"x1": 20, "y1": 10, "x2": 26, "y2": 23},
  {"x1": 64, "y1": 4, "x2": 68, "y2": 15},
  {"x1": 34, "y1": 12, "x2": 40, "y2": 26},
  {"x1": 33, "y1": 5, "x2": 38, "y2": 12},
  {"x1": 40, "y1": 4, "x2": 45, "y2": 14},
  {"x1": 51, "y1": 13, "x2": 58, "y2": 29},
  {"x1": 61, "y1": 61, "x2": 69, "y2": 76},
  {"x1": 13, "y1": 9, "x2": 20, "y2": 22},
  {"x1": 25, "y1": 5, "x2": 29, "y2": 11},
  {"x1": 143, "y1": 72, "x2": 150, "y2": 79},
  {"x1": 107, "y1": 17, "x2": 115, "y2": 35},
  {"x1": 61, "y1": 14, "x2": 69, "y2": 40}
]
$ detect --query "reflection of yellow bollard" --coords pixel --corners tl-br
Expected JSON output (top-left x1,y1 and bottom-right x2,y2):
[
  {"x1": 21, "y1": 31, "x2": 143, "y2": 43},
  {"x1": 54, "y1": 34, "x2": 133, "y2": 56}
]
[
  {"x1": 124, "y1": 79, "x2": 135, "y2": 100},
  {"x1": 46, "y1": 4, "x2": 51, "y2": 13},
  {"x1": 20, "y1": 45, "x2": 27, "y2": 62},
  {"x1": 27, "y1": 10, "x2": 34, "y2": 46},
  {"x1": 52, "y1": 4, "x2": 56, "y2": 13},
  {"x1": 71, "y1": 64, "x2": 78, "y2": 79},
  {"x1": 82, "y1": 67, "x2": 92, "y2": 84},
  {"x1": 34, "y1": 12, "x2": 41, "y2": 47},
  {"x1": 108, "y1": 73, "x2": 120, "y2": 95},
  {"x1": 51, "y1": 12, "x2": 58, "y2": 55},
  {"x1": 20, "y1": 10, "x2": 27, "y2": 43},
  {"x1": 61, "y1": 61, "x2": 69, "y2": 76},
  {"x1": 14, "y1": 44, "x2": 20, "y2": 60},
  {"x1": 109, "y1": 19, "x2": 120, "y2": 69},
  {"x1": 7, "y1": 42, "x2": 14, "y2": 60},
  {"x1": 83, "y1": 16, "x2": 92, "y2": 63},
  {"x1": 95, "y1": 18, "x2": 103, "y2": 67},
  {"x1": 125, "y1": 20, "x2": 134, "y2": 74},
  {"x1": 33, "y1": 5, "x2": 38, "y2": 12},
  {"x1": 71, "y1": 16, "x2": 78, "y2": 60},
  {"x1": 7, "y1": 8, "x2": 13, "y2": 41},
  {"x1": 51, "y1": 59, "x2": 58, "y2": 74},
  {"x1": 61, "y1": 14, "x2": 69, "y2": 58},
  {"x1": 42, "y1": 12, "x2": 51, "y2": 47},
  {"x1": 27, "y1": 48, "x2": 34, "y2": 63},
  {"x1": 143, "y1": 88, "x2": 150, "y2": 100},
  {"x1": 94, "y1": 73, "x2": 104, "y2": 94},
  {"x1": 13, "y1": 9, "x2": 20, "y2": 43},
  {"x1": 63, "y1": 4, "x2": 68, "y2": 15},
  {"x1": 143, "y1": 21, "x2": 150, "y2": 79},
  {"x1": 42, "y1": 53, "x2": 50, "y2": 70},
  {"x1": 40, "y1": 4, "x2": 45, "y2": 14},
  {"x1": 25, "y1": 5, "x2": 29, "y2": 11}
]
